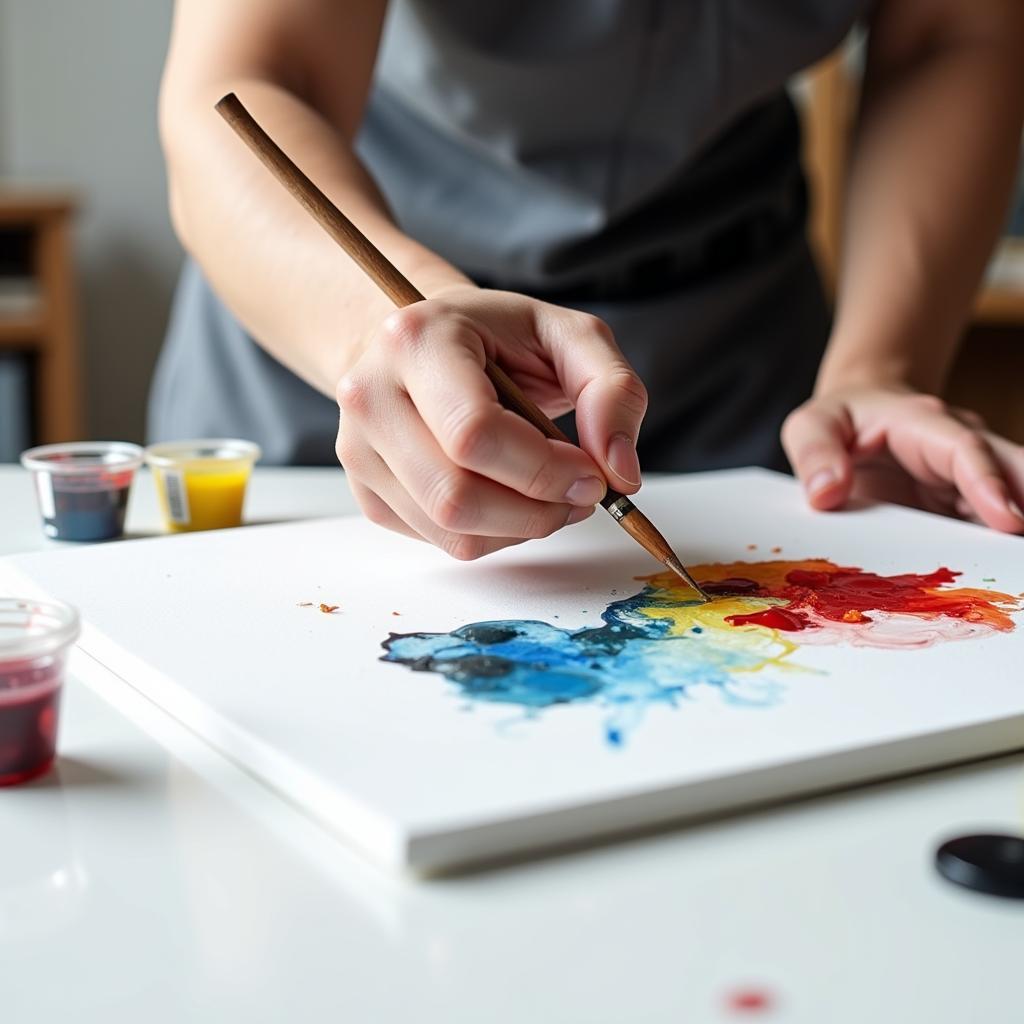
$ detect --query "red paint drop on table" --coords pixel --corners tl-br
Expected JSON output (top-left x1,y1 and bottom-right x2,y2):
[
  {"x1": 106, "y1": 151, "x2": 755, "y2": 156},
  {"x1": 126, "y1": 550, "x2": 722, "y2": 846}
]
[{"x1": 725, "y1": 987, "x2": 775, "y2": 1013}]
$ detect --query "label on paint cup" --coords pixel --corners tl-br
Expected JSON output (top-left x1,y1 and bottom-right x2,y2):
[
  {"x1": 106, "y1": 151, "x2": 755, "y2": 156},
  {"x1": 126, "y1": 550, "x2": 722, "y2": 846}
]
[
  {"x1": 34, "y1": 473, "x2": 56, "y2": 521},
  {"x1": 162, "y1": 469, "x2": 190, "y2": 525}
]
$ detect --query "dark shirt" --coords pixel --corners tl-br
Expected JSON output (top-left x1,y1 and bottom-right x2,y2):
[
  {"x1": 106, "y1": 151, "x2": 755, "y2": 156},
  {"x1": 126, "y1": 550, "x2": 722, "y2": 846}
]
[{"x1": 150, "y1": 0, "x2": 869, "y2": 467}]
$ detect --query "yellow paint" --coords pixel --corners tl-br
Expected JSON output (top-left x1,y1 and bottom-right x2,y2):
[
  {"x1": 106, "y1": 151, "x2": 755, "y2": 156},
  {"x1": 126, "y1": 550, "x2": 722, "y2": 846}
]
[
  {"x1": 633, "y1": 562, "x2": 824, "y2": 676},
  {"x1": 155, "y1": 461, "x2": 252, "y2": 532},
  {"x1": 634, "y1": 591, "x2": 800, "y2": 675}
]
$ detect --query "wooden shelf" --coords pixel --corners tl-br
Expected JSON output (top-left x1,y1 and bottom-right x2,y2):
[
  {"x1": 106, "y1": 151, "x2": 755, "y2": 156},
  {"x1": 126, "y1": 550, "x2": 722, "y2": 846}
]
[
  {"x1": 0, "y1": 312, "x2": 44, "y2": 346},
  {"x1": 0, "y1": 186, "x2": 76, "y2": 226},
  {"x1": 974, "y1": 286, "x2": 1024, "y2": 326},
  {"x1": 0, "y1": 188, "x2": 83, "y2": 442}
]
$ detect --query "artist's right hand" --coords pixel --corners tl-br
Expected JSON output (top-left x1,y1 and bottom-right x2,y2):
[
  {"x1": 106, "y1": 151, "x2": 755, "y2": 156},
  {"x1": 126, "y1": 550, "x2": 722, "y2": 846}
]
[{"x1": 335, "y1": 286, "x2": 648, "y2": 559}]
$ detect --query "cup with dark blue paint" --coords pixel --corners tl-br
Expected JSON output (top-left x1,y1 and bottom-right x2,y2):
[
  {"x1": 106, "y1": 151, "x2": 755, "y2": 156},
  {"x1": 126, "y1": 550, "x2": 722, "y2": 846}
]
[{"x1": 20, "y1": 442, "x2": 144, "y2": 542}]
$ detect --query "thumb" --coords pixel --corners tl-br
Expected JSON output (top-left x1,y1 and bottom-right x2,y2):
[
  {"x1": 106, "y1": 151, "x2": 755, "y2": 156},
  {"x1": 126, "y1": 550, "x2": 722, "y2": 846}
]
[
  {"x1": 544, "y1": 309, "x2": 649, "y2": 494},
  {"x1": 781, "y1": 400, "x2": 855, "y2": 510}
]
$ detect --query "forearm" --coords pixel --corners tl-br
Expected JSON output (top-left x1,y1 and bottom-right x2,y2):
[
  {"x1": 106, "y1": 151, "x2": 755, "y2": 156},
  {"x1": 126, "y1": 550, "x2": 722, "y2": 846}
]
[
  {"x1": 161, "y1": 79, "x2": 470, "y2": 396},
  {"x1": 818, "y1": 8, "x2": 1024, "y2": 396}
]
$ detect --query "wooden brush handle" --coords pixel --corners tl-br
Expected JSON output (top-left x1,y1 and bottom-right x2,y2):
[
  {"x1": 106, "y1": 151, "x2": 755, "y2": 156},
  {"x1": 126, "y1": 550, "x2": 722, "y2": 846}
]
[
  {"x1": 214, "y1": 91, "x2": 602, "y2": 466},
  {"x1": 215, "y1": 94, "x2": 422, "y2": 310}
]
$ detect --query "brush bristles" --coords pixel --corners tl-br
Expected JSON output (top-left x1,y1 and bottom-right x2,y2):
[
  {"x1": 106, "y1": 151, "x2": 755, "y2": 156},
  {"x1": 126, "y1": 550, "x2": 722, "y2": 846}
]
[{"x1": 665, "y1": 555, "x2": 710, "y2": 603}]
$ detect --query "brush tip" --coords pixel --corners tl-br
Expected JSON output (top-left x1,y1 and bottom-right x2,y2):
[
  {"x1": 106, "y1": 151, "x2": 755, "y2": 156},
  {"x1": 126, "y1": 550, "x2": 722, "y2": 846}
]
[{"x1": 665, "y1": 555, "x2": 710, "y2": 603}]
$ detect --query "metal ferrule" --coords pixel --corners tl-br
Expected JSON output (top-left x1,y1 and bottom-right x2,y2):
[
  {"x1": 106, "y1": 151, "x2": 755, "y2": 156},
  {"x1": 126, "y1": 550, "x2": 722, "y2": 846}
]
[{"x1": 605, "y1": 496, "x2": 634, "y2": 522}]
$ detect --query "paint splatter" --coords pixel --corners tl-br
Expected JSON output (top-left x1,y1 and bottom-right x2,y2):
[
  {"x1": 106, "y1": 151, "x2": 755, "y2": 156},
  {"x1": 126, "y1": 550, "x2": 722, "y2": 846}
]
[
  {"x1": 381, "y1": 560, "x2": 1021, "y2": 745},
  {"x1": 725, "y1": 987, "x2": 776, "y2": 1014}
]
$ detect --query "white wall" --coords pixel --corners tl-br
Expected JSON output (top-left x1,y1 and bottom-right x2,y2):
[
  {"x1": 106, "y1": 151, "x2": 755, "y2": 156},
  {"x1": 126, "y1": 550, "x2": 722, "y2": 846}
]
[{"x1": 0, "y1": 0, "x2": 180, "y2": 441}]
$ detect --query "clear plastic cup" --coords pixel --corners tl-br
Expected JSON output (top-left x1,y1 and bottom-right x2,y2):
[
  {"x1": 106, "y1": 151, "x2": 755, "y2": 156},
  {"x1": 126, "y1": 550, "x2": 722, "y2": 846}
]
[
  {"x1": 20, "y1": 441, "x2": 144, "y2": 542},
  {"x1": 145, "y1": 438, "x2": 261, "y2": 533},
  {"x1": 0, "y1": 597, "x2": 80, "y2": 786}
]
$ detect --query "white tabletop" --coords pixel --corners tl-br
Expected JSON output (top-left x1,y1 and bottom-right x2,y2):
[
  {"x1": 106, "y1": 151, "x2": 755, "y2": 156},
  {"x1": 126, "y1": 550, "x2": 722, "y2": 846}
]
[{"x1": 1, "y1": 463, "x2": 1021, "y2": 1023}]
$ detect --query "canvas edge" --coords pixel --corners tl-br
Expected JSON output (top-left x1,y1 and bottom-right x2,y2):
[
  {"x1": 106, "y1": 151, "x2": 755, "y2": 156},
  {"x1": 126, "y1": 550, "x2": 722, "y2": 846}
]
[
  {"x1": 0, "y1": 560, "x2": 411, "y2": 873},
  {"x1": 404, "y1": 717, "x2": 1024, "y2": 876}
]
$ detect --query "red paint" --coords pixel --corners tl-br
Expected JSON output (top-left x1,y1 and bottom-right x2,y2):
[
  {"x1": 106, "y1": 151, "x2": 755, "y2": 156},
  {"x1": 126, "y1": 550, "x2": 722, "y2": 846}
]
[
  {"x1": 776, "y1": 566, "x2": 994, "y2": 626},
  {"x1": 725, "y1": 987, "x2": 775, "y2": 1013},
  {"x1": 0, "y1": 659, "x2": 62, "y2": 786},
  {"x1": 648, "y1": 559, "x2": 1020, "y2": 636},
  {"x1": 716, "y1": 565, "x2": 1017, "y2": 634},
  {"x1": 726, "y1": 607, "x2": 810, "y2": 631}
]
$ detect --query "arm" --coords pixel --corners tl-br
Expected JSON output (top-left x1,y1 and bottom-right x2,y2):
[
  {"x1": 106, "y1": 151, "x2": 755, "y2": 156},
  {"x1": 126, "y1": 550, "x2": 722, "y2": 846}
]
[
  {"x1": 783, "y1": 0, "x2": 1024, "y2": 531},
  {"x1": 161, "y1": 0, "x2": 648, "y2": 559},
  {"x1": 160, "y1": 0, "x2": 462, "y2": 391}
]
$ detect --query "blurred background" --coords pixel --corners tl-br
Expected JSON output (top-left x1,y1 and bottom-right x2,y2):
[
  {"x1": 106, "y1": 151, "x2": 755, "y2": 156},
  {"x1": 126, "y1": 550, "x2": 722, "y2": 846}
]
[
  {"x1": 0, "y1": 1, "x2": 176, "y2": 457},
  {"x1": 0, "y1": 6, "x2": 1021, "y2": 462}
]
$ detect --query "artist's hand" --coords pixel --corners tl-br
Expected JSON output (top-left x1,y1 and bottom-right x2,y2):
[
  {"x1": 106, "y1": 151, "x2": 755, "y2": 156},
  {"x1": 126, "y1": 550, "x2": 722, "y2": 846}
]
[
  {"x1": 782, "y1": 385, "x2": 1024, "y2": 533},
  {"x1": 335, "y1": 286, "x2": 648, "y2": 558}
]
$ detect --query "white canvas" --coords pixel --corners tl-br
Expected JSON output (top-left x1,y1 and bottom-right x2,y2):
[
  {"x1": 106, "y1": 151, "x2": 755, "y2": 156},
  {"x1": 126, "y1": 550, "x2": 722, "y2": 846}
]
[{"x1": 2, "y1": 468, "x2": 1022, "y2": 873}]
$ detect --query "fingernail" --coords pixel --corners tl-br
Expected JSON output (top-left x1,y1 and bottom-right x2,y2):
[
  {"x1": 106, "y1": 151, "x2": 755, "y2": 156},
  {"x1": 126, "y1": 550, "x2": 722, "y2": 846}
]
[
  {"x1": 807, "y1": 469, "x2": 838, "y2": 497},
  {"x1": 565, "y1": 505, "x2": 595, "y2": 526},
  {"x1": 564, "y1": 476, "x2": 606, "y2": 506},
  {"x1": 1008, "y1": 498, "x2": 1024, "y2": 522},
  {"x1": 606, "y1": 434, "x2": 641, "y2": 487}
]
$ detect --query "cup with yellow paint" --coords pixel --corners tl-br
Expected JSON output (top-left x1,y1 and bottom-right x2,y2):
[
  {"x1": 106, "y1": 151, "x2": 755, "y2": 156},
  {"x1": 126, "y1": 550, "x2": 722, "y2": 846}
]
[{"x1": 145, "y1": 439, "x2": 261, "y2": 533}]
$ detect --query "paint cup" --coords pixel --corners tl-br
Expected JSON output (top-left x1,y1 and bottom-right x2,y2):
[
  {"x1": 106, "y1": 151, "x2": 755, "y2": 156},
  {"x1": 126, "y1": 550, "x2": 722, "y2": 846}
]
[
  {"x1": 145, "y1": 438, "x2": 261, "y2": 533},
  {"x1": 20, "y1": 441, "x2": 144, "y2": 542},
  {"x1": 0, "y1": 597, "x2": 80, "y2": 786}
]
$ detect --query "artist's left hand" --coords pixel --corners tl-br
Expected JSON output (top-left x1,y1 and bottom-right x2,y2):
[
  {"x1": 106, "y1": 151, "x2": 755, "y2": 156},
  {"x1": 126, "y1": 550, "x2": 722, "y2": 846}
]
[{"x1": 782, "y1": 385, "x2": 1024, "y2": 534}]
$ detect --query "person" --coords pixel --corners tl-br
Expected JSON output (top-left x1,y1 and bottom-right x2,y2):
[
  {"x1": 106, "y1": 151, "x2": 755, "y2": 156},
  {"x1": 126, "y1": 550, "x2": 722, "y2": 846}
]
[{"x1": 153, "y1": 0, "x2": 1024, "y2": 561}]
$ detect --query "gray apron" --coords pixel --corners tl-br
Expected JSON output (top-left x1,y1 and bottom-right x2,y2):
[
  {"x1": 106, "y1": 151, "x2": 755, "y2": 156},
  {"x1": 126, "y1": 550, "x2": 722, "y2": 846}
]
[{"x1": 150, "y1": 0, "x2": 869, "y2": 468}]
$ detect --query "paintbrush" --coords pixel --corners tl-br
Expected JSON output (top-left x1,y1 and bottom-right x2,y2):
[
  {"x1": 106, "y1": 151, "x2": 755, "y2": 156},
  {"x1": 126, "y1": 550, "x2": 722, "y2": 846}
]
[{"x1": 214, "y1": 92, "x2": 708, "y2": 602}]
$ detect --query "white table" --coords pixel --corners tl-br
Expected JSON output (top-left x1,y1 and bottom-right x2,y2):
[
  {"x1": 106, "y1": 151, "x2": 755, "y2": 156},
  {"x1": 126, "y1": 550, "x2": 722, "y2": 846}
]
[{"x1": 1, "y1": 464, "x2": 1021, "y2": 1023}]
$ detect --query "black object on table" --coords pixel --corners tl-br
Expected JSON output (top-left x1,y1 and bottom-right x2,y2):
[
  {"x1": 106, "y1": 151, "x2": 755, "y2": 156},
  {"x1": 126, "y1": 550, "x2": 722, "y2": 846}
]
[{"x1": 935, "y1": 834, "x2": 1024, "y2": 899}]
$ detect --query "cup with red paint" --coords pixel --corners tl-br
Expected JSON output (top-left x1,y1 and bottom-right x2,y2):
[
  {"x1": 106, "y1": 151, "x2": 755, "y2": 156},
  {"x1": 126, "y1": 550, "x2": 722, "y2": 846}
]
[
  {"x1": 0, "y1": 598, "x2": 80, "y2": 786},
  {"x1": 21, "y1": 441, "x2": 144, "y2": 542}
]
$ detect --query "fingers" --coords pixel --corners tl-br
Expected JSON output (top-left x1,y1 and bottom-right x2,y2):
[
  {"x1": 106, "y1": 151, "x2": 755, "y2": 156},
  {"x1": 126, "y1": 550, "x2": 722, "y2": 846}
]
[
  {"x1": 987, "y1": 433, "x2": 1024, "y2": 521},
  {"x1": 884, "y1": 401, "x2": 1024, "y2": 533},
  {"x1": 355, "y1": 475, "x2": 533, "y2": 562},
  {"x1": 379, "y1": 306, "x2": 609, "y2": 507},
  {"x1": 781, "y1": 400, "x2": 855, "y2": 510},
  {"x1": 347, "y1": 478, "x2": 424, "y2": 542},
  {"x1": 539, "y1": 308, "x2": 648, "y2": 494},
  {"x1": 341, "y1": 435, "x2": 537, "y2": 560},
  {"x1": 337, "y1": 379, "x2": 596, "y2": 559}
]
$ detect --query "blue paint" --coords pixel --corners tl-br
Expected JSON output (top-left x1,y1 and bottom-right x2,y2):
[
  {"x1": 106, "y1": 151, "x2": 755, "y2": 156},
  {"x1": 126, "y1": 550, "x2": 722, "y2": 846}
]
[
  {"x1": 381, "y1": 582, "x2": 781, "y2": 745},
  {"x1": 46, "y1": 479, "x2": 130, "y2": 541}
]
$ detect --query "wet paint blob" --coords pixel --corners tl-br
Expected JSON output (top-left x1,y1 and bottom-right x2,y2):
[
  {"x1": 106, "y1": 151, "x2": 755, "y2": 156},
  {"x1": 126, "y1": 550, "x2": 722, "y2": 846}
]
[{"x1": 381, "y1": 560, "x2": 1021, "y2": 745}]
